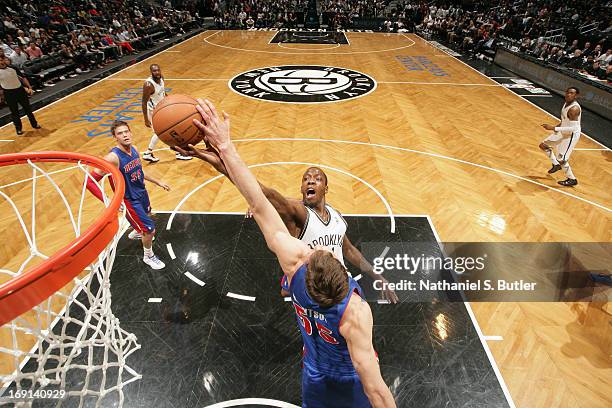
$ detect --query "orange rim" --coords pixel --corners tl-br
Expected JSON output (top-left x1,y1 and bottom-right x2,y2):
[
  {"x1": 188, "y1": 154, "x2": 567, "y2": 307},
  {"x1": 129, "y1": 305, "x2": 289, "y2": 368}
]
[{"x1": 0, "y1": 152, "x2": 125, "y2": 326}]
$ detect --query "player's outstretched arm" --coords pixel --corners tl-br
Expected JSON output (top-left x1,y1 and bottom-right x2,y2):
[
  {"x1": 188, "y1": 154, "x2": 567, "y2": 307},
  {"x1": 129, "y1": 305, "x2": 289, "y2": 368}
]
[
  {"x1": 143, "y1": 173, "x2": 170, "y2": 191},
  {"x1": 86, "y1": 152, "x2": 120, "y2": 201},
  {"x1": 191, "y1": 98, "x2": 307, "y2": 275},
  {"x1": 342, "y1": 236, "x2": 399, "y2": 304},
  {"x1": 340, "y1": 295, "x2": 396, "y2": 408}
]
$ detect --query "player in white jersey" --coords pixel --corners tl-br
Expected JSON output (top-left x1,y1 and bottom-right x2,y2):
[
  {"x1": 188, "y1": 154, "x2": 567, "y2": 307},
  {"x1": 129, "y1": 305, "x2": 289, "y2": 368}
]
[
  {"x1": 539, "y1": 87, "x2": 582, "y2": 186},
  {"x1": 140, "y1": 64, "x2": 192, "y2": 162},
  {"x1": 176, "y1": 146, "x2": 399, "y2": 303}
]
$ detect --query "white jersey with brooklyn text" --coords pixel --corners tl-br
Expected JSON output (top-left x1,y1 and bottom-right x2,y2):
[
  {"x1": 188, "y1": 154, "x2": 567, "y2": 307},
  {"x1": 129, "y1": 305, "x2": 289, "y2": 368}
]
[
  {"x1": 145, "y1": 76, "x2": 166, "y2": 117},
  {"x1": 299, "y1": 204, "x2": 347, "y2": 266}
]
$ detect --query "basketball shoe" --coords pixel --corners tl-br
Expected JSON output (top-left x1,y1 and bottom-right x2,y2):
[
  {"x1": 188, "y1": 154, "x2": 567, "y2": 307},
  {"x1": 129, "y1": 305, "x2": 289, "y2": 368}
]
[
  {"x1": 143, "y1": 254, "x2": 165, "y2": 270},
  {"x1": 142, "y1": 151, "x2": 160, "y2": 162}
]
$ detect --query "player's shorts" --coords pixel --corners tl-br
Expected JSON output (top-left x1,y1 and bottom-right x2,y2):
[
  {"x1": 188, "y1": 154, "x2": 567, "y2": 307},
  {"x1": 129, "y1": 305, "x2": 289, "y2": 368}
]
[
  {"x1": 124, "y1": 192, "x2": 155, "y2": 233},
  {"x1": 281, "y1": 275, "x2": 290, "y2": 293},
  {"x1": 542, "y1": 131, "x2": 581, "y2": 162},
  {"x1": 302, "y1": 366, "x2": 371, "y2": 408}
]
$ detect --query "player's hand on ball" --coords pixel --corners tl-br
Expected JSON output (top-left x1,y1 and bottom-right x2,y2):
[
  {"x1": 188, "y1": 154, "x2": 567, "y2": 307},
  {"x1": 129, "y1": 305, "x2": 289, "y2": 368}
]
[
  {"x1": 541, "y1": 124, "x2": 555, "y2": 131},
  {"x1": 173, "y1": 144, "x2": 229, "y2": 176},
  {"x1": 192, "y1": 99, "x2": 231, "y2": 150}
]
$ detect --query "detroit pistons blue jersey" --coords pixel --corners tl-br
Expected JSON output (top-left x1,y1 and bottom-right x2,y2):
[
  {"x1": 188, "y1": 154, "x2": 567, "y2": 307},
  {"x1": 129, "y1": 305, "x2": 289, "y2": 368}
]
[
  {"x1": 289, "y1": 263, "x2": 364, "y2": 377},
  {"x1": 112, "y1": 146, "x2": 146, "y2": 200}
]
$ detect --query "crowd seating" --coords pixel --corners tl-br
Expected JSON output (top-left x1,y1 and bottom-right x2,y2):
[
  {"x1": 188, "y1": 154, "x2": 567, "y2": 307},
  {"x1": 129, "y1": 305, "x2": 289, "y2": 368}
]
[{"x1": 1, "y1": 0, "x2": 203, "y2": 106}]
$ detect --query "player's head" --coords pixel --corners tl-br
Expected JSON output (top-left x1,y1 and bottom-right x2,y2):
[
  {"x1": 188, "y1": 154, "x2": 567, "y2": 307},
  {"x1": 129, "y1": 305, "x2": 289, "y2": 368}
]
[
  {"x1": 564, "y1": 87, "x2": 579, "y2": 102},
  {"x1": 110, "y1": 120, "x2": 132, "y2": 146},
  {"x1": 301, "y1": 167, "x2": 328, "y2": 207},
  {"x1": 150, "y1": 64, "x2": 162, "y2": 79},
  {"x1": 306, "y1": 250, "x2": 349, "y2": 308}
]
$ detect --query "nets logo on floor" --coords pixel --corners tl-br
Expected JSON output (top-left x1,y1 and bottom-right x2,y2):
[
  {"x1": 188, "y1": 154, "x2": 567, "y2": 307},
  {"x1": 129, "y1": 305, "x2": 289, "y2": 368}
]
[{"x1": 229, "y1": 65, "x2": 377, "y2": 103}]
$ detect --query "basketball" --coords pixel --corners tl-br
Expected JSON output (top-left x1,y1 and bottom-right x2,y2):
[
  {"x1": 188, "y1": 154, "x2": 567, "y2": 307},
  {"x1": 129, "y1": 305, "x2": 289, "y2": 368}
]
[{"x1": 151, "y1": 94, "x2": 204, "y2": 148}]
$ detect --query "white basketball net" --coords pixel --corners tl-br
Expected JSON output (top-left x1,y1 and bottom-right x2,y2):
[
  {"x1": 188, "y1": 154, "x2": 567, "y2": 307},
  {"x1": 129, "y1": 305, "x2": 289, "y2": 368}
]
[{"x1": 0, "y1": 158, "x2": 140, "y2": 407}]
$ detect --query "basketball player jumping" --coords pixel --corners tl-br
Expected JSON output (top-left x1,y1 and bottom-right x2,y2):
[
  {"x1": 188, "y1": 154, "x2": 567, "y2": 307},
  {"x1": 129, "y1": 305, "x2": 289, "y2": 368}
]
[
  {"x1": 140, "y1": 64, "x2": 192, "y2": 162},
  {"x1": 182, "y1": 99, "x2": 396, "y2": 408},
  {"x1": 175, "y1": 146, "x2": 399, "y2": 303},
  {"x1": 539, "y1": 87, "x2": 582, "y2": 186},
  {"x1": 87, "y1": 120, "x2": 169, "y2": 270}
]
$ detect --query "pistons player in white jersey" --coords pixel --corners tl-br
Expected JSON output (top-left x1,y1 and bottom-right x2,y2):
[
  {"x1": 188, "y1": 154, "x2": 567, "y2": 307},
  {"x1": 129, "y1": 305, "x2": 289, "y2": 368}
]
[
  {"x1": 174, "y1": 145, "x2": 399, "y2": 303},
  {"x1": 141, "y1": 64, "x2": 192, "y2": 162},
  {"x1": 539, "y1": 87, "x2": 582, "y2": 186}
]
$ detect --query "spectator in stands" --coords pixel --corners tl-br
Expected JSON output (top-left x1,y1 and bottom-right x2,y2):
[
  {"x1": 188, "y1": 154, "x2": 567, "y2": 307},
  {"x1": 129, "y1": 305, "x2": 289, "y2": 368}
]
[
  {"x1": 566, "y1": 39, "x2": 579, "y2": 54},
  {"x1": 595, "y1": 49, "x2": 612, "y2": 68},
  {"x1": 592, "y1": 44, "x2": 603, "y2": 60},
  {"x1": 9, "y1": 45, "x2": 27, "y2": 68},
  {"x1": 0, "y1": 39, "x2": 13, "y2": 57},
  {"x1": 566, "y1": 49, "x2": 584, "y2": 69},
  {"x1": 93, "y1": 34, "x2": 120, "y2": 62},
  {"x1": 78, "y1": 40, "x2": 103, "y2": 69},
  {"x1": 3, "y1": 17, "x2": 17, "y2": 35},
  {"x1": 115, "y1": 30, "x2": 136, "y2": 54},
  {"x1": 25, "y1": 41, "x2": 43, "y2": 59},
  {"x1": 16, "y1": 30, "x2": 30, "y2": 47},
  {"x1": 584, "y1": 59, "x2": 602, "y2": 77},
  {"x1": 550, "y1": 48, "x2": 567, "y2": 65},
  {"x1": 581, "y1": 42, "x2": 593, "y2": 57}
]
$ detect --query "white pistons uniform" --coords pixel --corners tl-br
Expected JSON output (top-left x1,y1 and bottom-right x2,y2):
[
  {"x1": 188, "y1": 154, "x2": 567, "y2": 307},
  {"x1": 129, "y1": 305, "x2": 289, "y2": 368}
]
[
  {"x1": 543, "y1": 101, "x2": 581, "y2": 162},
  {"x1": 298, "y1": 204, "x2": 347, "y2": 266},
  {"x1": 145, "y1": 76, "x2": 166, "y2": 122}
]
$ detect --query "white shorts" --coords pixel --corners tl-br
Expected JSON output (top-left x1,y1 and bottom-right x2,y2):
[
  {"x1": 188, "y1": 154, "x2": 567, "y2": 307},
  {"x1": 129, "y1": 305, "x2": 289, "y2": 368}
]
[{"x1": 542, "y1": 131, "x2": 580, "y2": 162}]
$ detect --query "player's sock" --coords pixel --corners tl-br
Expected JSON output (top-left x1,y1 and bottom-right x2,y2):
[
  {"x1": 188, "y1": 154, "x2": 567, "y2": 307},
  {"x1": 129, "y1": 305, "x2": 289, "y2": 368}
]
[
  {"x1": 561, "y1": 162, "x2": 576, "y2": 179},
  {"x1": 545, "y1": 149, "x2": 559, "y2": 165},
  {"x1": 147, "y1": 134, "x2": 160, "y2": 152},
  {"x1": 143, "y1": 246, "x2": 153, "y2": 258}
]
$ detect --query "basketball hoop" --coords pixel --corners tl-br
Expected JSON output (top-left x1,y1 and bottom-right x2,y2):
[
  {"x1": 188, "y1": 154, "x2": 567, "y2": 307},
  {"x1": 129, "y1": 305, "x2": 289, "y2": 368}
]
[{"x1": 0, "y1": 151, "x2": 141, "y2": 406}]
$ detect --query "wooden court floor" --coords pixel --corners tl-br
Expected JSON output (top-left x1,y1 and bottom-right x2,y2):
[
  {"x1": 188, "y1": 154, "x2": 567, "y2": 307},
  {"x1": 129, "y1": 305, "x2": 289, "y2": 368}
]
[{"x1": 0, "y1": 31, "x2": 610, "y2": 408}]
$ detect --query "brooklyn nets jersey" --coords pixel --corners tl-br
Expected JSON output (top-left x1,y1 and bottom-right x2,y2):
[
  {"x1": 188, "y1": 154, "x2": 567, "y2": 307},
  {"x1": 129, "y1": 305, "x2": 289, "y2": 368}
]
[
  {"x1": 559, "y1": 101, "x2": 581, "y2": 137},
  {"x1": 145, "y1": 76, "x2": 166, "y2": 113},
  {"x1": 299, "y1": 205, "x2": 347, "y2": 266}
]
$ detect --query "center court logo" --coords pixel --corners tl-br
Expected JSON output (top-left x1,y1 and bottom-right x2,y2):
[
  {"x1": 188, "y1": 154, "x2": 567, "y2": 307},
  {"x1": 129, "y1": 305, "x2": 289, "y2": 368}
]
[{"x1": 229, "y1": 65, "x2": 377, "y2": 103}]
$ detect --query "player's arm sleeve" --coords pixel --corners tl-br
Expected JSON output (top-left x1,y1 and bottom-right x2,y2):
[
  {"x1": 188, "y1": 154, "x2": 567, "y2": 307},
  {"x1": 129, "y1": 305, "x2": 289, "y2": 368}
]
[
  {"x1": 220, "y1": 144, "x2": 307, "y2": 276},
  {"x1": 342, "y1": 298, "x2": 396, "y2": 408},
  {"x1": 554, "y1": 121, "x2": 580, "y2": 133}
]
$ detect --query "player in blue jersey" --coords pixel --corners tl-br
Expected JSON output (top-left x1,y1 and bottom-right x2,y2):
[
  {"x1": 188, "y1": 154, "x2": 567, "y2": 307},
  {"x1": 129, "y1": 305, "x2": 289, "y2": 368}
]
[
  {"x1": 183, "y1": 100, "x2": 396, "y2": 408},
  {"x1": 87, "y1": 120, "x2": 169, "y2": 270}
]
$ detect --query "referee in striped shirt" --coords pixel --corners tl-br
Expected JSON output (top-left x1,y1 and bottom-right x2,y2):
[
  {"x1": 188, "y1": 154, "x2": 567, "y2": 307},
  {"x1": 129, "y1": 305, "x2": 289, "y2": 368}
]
[{"x1": 0, "y1": 55, "x2": 40, "y2": 135}]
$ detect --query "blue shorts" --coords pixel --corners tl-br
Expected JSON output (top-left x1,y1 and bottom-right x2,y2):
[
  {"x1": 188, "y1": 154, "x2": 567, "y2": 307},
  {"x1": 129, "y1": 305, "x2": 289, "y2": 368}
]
[
  {"x1": 281, "y1": 275, "x2": 289, "y2": 292},
  {"x1": 302, "y1": 367, "x2": 371, "y2": 408},
  {"x1": 124, "y1": 193, "x2": 154, "y2": 233}
]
